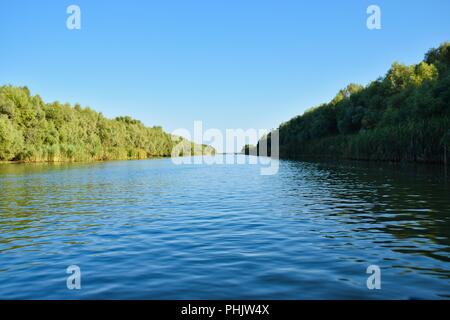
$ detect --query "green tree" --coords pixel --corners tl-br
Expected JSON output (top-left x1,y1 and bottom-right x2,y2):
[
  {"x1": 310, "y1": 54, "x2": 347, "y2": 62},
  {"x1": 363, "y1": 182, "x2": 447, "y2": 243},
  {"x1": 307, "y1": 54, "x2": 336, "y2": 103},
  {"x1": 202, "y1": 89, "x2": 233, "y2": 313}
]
[{"x1": 0, "y1": 115, "x2": 24, "y2": 160}]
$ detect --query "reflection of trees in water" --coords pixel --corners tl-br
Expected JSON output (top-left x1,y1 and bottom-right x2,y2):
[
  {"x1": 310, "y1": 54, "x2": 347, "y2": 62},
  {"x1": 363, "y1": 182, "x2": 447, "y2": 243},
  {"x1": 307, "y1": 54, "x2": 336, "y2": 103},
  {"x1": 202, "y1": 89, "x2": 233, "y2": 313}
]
[
  {"x1": 0, "y1": 164, "x2": 103, "y2": 252},
  {"x1": 283, "y1": 160, "x2": 450, "y2": 263}
]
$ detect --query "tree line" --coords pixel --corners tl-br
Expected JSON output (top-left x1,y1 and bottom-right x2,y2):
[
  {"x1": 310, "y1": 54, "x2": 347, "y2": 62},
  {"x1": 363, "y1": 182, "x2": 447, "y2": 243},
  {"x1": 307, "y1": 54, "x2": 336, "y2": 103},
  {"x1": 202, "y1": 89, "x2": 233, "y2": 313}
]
[
  {"x1": 253, "y1": 43, "x2": 450, "y2": 165},
  {"x1": 0, "y1": 86, "x2": 214, "y2": 162}
]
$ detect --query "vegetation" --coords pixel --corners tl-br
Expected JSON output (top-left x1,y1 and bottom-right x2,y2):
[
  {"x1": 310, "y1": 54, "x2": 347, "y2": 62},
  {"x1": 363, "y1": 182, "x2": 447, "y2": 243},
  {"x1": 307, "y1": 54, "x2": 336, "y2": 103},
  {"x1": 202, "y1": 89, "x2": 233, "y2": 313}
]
[
  {"x1": 0, "y1": 86, "x2": 214, "y2": 162},
  {"x1": 257, "y1": 43, "x2": 450, "y2": 165},
  {"x1": 241, "y1": 144, "x2": 257, "y2": 155}
]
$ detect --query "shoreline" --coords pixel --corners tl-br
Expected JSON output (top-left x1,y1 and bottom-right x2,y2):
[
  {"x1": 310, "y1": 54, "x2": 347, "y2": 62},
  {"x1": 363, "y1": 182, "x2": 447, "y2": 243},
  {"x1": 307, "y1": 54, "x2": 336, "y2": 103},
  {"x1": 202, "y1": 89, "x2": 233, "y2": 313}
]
[
  {"x1": 1, "y1": 154, "x2": 448, "y2": 169},
  {"x1": 0, "y1": 153, "x2": 222, "y2": 165},
  {"x1": 0, "y1": 156, "x2": 174, "y2": 165}
]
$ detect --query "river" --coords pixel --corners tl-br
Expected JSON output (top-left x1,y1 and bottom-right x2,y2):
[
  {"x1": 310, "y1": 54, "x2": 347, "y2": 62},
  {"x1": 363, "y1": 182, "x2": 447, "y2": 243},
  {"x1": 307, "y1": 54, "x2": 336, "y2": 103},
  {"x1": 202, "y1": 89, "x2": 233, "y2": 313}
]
[{"x1": 0, "y1": 156, "x2": 449, "y2": 299}]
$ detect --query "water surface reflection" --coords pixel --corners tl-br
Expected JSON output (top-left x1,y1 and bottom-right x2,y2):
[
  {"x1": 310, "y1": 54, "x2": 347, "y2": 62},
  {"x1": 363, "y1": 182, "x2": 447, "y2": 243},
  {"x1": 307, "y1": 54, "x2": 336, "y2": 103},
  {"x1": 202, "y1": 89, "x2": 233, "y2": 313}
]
[{"x1": 0, "y1": 157, "x2": 449, "y2": 299}]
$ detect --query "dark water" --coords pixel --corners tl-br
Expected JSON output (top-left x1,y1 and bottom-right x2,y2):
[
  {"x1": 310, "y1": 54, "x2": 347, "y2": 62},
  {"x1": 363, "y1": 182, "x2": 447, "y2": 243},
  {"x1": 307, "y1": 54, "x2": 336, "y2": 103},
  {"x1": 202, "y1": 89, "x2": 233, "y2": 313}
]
[{"x1": 0, "y1": 156, "x2": 449, "y2": 299}]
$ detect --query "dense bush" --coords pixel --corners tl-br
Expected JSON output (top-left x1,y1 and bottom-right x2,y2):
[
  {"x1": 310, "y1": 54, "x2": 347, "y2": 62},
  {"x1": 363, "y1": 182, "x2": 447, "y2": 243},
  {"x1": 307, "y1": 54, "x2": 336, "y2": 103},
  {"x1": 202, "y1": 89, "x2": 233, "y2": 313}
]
[
  {"x1": 0, "y1": 87, "x2": 214, "y2": 162},
  {"x1": 258, "y1": 43, "x2": 450, "y2": 165}
]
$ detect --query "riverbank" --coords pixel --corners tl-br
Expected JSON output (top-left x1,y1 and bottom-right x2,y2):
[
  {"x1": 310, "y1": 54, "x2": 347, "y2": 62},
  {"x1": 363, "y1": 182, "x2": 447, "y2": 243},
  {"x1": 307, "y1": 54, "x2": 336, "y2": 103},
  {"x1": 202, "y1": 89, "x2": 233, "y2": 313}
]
[
  {"x1": 0, "y1": 85, "x2": 215, "y2": 162},
  {"x1": 0, "y1": 154, "x2": 213, "y2": 165},
  {"x1": 254, "y1": 43, "x2": 450, "y2": 166}
]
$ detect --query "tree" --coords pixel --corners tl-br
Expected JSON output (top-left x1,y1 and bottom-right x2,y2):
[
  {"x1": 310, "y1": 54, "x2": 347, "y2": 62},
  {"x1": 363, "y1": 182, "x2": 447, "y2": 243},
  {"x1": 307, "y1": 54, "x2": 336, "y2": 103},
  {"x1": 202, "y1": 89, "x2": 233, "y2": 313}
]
[
  {"x1": 0, "y1": 85, "x2": 215, "y2": 162},
  {"x1": 0, "y1": 115, "x2": 24, "y2": 160},
  {"x1": 256, "y1": 42, "x2": 450, "y2": 165}
]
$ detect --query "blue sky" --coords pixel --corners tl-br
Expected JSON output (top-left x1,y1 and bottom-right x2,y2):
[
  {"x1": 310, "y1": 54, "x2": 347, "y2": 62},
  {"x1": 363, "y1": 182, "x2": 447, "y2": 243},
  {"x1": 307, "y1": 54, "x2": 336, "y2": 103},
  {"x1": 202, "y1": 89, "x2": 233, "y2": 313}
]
[{"x1": 1, "y1": 0, "x2": 449, "y2": 150}]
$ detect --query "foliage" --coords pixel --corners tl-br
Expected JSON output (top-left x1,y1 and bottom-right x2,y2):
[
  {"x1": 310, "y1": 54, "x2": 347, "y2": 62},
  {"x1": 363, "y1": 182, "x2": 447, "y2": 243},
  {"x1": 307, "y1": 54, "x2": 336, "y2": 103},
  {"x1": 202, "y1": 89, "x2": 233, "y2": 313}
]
[
  {"x1": 241, "y1": 144, "x2": 257, "y2": 155},
  {"x1": 258, "y1": 43, "x2": 450, "y2": 165},
  {"x1": 0, "y1": 87, "x2": 214, "y2": 162}
]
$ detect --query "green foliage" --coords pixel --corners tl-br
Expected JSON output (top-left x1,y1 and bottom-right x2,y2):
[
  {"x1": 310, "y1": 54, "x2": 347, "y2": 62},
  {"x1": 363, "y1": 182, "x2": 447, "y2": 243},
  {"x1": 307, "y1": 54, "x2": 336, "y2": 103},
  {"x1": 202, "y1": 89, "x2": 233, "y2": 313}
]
[
  {"x1": 259, "y1": 42, "x2": 450, "y2": 165},
  {"x1": 241, "y1": 144, "x2": 257, "y2": 155},
  {"x1": 0, "y1": 115, "x2": 24, "y2": 160},
  {"x1": 0, "y1": 86, "x2": 214, "y2": 162}
]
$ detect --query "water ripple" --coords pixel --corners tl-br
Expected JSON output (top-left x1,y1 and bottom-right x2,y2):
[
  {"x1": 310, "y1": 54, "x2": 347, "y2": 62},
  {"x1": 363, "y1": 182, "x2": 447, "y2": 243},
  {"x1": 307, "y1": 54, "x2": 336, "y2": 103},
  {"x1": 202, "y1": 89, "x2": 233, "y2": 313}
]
[{"x1": 0, "y1": 157, "x2": 449, "y2": 299}]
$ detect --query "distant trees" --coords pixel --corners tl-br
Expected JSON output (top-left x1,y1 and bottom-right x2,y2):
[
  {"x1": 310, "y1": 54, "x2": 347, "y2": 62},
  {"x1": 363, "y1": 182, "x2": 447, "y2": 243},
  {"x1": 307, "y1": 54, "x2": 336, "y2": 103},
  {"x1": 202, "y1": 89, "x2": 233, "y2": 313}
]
[
  {"x1": 257, "y1": 43, "x2": 450, "y2": 165},
  {"x1": 0, "y1": 86, "x2": 214, "y2": 162},
  {"x1": 241, "y1": 144, "x2": 257, "y2": 155}
]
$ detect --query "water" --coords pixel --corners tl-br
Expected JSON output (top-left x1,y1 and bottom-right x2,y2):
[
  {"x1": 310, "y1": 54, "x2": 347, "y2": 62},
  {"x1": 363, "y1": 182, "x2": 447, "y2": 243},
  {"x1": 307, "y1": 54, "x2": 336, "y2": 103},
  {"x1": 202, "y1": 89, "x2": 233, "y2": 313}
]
[{"x1": 0, "y1": 156, "x2": 449, "y2": 299}]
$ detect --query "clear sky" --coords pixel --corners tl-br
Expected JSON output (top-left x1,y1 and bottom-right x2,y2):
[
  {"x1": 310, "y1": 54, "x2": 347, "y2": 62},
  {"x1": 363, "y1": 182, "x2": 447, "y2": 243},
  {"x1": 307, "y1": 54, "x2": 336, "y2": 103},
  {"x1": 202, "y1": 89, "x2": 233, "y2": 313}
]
[{"x1": 1, "y1": 0, "x2": 449, "y2": 151}]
